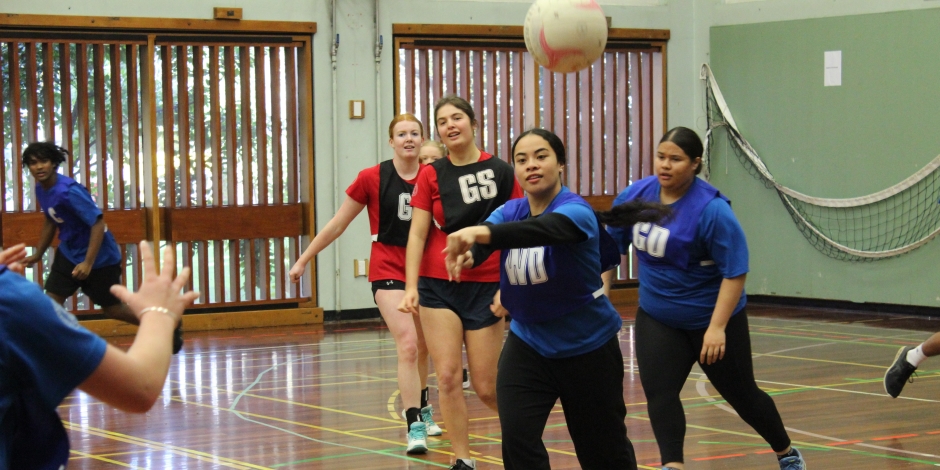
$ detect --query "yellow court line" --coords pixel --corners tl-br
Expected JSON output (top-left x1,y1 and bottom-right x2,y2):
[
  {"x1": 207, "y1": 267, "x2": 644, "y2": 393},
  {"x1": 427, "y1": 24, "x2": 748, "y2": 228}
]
[
  {"x1": 176, "y1": 397, "x2": 464, "y2": 459},
  {"x1": 168, "y1": 393, "x2": 550, "y2": 465},
  {"x1": 248, "y1": 376, "x2": 398, "y2": 393},
  {"x1": 387, "y1": 389, "x2": 400, "y2": 419},
  {"x1": 69, "y1": 449, "x2": 138, "y2": 468},
  {"x1": 63, "y1": 422, "x2": 273, "y2": 469}
]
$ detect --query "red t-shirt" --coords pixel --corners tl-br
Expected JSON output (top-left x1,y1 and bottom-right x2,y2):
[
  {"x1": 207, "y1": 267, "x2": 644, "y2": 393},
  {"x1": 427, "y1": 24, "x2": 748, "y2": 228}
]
[
  {"x1": 346, "y1": 163, "x2": 420, "y2": 282},
  {"x1": 410, "y1": 152, "x2": 523, "y2": 282}
]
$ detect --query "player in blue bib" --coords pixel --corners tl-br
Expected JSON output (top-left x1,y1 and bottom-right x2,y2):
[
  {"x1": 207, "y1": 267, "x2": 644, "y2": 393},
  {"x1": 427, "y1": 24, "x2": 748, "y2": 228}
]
[
  {"x1": 0, "y1": 241, "x2": 198, "y2": 470},
  {"x1": 21, "y1": 142, "x2": 183, "y2": 353},
  {"x1": 443, "y1": 129, "x2": 670, "y2": 470},
  {"x1": 606, "y1": 127, "x2": 807, "y2": 470}
]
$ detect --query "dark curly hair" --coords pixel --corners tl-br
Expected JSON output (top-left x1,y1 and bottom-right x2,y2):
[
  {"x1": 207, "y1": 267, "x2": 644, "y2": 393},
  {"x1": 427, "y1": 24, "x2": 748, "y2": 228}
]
[{"x1": 22, "y1": 141, "x2": 69, "y2": 168}]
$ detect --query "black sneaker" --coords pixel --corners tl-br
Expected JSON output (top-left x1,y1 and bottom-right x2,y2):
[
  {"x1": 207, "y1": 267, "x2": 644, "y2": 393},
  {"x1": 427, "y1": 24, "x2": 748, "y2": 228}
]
[
  {"x1": 449, "y1": 459, "x2": 475, "y2": 470},
  {"x1": 884, "y1": 346, "x2": 917, "y2": 398},
  {"x1": 172, "y1": 323, "x2": 184, "y2": 355}
]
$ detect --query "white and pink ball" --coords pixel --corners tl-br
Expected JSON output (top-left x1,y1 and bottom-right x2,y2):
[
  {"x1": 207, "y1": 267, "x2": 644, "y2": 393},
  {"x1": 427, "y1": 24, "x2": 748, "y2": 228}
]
[{"x1": 523, "y1": 0, "x2": 608, "y2": 74}]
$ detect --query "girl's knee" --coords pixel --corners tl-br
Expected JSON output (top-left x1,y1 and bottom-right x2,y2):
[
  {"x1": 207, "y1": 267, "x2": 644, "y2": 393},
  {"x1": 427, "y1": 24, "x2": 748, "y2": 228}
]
[
  {"x1": 436, "y1": 367, "x2": 464, "y2": 394},
  {"x1": 396, "y1": 338, "x2": 419, "y2": 362}
]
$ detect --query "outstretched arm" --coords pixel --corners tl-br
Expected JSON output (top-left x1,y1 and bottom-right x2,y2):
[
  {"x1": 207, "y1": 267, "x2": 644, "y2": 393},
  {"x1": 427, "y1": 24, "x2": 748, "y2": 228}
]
[
  {"x1": 78, "y1": 241, "x2": 200, "y2": 412},
  {"x1": 289, "y1": 196, "x2": 366, "y2": 283},
  {"x1": 24, "y1": 217, "x2": 56, "y2": 266}
]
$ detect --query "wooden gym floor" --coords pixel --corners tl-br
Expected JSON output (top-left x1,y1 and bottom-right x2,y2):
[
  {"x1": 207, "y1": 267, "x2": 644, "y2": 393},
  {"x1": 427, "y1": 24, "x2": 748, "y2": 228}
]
[{"x1": 61, "y1": 304, "x2": 940, "y2": 469}]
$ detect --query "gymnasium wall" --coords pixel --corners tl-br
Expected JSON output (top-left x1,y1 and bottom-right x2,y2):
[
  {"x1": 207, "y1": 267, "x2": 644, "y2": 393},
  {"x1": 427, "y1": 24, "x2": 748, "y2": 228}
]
[
  {"x1": 706, "y1": 4, "x2": 940, "y2": 307},
  {"x1": 12, "y1": 0, "x2": 937, "y2": 311},
  {"x1": 2, "y1": 0, "x2": 687, "y2": 312}
]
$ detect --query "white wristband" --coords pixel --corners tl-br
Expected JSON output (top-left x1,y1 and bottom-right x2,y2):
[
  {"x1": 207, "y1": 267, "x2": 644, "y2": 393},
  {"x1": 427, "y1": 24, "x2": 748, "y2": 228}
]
[{"x1": 139, "y1": 306, "x2": 173, "y2": 318}]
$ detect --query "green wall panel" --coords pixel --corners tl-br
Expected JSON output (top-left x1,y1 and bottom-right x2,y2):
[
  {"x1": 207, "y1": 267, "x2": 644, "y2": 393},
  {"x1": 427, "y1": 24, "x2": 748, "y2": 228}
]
[{"x1": 708, "y1": 8, "x2": 940, "y2": 307}]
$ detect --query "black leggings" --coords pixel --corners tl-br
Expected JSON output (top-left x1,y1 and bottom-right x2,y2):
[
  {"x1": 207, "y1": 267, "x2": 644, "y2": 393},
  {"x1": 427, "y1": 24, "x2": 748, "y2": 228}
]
[
  {"x1": 634, "y1": 307, "x2": 791, "y2": 464},
  {"x1": 497, "y1": 332, "x2": 637, "y2": 469}
]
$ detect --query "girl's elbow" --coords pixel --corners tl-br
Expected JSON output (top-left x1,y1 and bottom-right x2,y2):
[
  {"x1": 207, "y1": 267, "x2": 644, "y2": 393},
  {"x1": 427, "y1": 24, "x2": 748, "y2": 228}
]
[{"x1": 124, "y1": 389, "x2": 162, "y2": 413}]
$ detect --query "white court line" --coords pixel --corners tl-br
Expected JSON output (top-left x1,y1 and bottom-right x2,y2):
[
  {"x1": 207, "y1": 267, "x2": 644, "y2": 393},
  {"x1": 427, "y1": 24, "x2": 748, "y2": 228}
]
[
  {"x1": 225, "y1": 345, "x2": 435, "y2": 465},
  {"x1": 690, "y1": 342, "x2": 940, "y2": 463}
]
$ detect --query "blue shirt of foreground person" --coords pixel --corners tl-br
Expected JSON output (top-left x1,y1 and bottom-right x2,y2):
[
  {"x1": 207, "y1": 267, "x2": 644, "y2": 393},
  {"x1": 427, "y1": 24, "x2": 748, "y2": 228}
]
[{"x1": 0, "y1": 242, "x2": 198, "y2": 469}]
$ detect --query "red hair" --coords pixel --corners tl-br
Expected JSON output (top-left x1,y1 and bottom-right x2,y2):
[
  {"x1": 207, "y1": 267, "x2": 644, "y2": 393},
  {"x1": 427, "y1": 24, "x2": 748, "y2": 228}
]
[{"x1": 388, "y1": 113, "x2": 424, "y2": 139}]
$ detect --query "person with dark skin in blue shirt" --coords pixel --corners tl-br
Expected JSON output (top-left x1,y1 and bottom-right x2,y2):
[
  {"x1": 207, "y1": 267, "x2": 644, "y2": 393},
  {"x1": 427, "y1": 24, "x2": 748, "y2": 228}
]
[{"x1": 22, "y1": 142, "x2": 184, "y2": 354}]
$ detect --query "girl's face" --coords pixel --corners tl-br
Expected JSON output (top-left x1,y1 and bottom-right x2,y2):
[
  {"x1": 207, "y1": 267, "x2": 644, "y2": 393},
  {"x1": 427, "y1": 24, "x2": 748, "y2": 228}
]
[
  {"x1": 389, "y1": 121, "x2": 423, "y2": 159},
  {"x1": 513, "y1": 134, "x2": 563, "y2": 197},
  {"x1": 418, "y1": 145, "x2": 444, "y2": 165},
  {"x1": 435, "y1": 104, "x2": 476, "y2": 151},
  {"x1": 654, "y1": 141, "x2": 700, "y2": 194}
]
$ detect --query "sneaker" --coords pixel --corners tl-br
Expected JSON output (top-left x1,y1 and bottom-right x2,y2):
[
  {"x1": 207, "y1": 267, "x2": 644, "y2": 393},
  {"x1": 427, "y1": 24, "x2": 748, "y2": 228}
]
[
  {"x1": 778, "y1": 447, "x2": 806, "y2": 470},
  {"x1": 406, "y1": 421, "x2": 428, "y2": 454},
  {"x1": 462, "y1": 368, "x2": 470, "y2": 389},
  {"x1": 449, "y1": 459, "x2": 476, "y2": 470},
  {"x1": 885, "y1": 346, "x2": 917, "y2": 398},
  {"x1": 172, "y1": 323, "x2": 184, "y2": 355},
  {"x1": 421, "y1": 405, "x2": 443, "y2": 436}
]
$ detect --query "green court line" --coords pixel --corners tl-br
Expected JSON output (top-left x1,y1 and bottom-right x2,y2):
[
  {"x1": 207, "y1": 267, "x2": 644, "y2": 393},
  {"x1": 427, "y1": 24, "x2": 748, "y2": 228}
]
[
  {"x1": 696, "y1": 441, "x2": 940, "y2": 466},
  {"x1": 750, "y1": 331, "x2": 911, "y2": 349},
  {"x1": 698, "y1": 441, "x2": 833, "y2": 451}
]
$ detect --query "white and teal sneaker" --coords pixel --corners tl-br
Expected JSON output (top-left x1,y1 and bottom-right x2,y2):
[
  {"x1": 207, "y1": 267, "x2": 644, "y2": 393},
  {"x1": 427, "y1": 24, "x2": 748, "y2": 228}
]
[
  {"x1": 422, "y1": 405, "x2": 443, "y2": 436},
  {"x1": 406, "y1": 421, "x2": 428, "y2": 454}
]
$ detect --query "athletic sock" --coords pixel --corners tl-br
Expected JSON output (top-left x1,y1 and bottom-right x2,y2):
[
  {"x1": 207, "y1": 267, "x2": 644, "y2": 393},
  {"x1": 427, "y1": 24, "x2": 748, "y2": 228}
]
[
  {"x1": 421, "y1": 388, "x2": 429, "y2": 409},
  {"x1": 777, "y1": 448, "x2": 798, "y2": 460},
  {"x1": 458, "y1": 458, "x2": 475, "y2": 468},
  {"x1": 907, "y1": 344, "x2": 929, "y2": 367},
  {"x1": 405, "y1": 407, "x2": 421, "y2": 427}
]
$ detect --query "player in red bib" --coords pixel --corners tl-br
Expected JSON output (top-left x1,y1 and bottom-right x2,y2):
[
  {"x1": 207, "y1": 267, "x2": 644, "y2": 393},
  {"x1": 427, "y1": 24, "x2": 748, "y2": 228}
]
[
  {"x1": 289, "y1": 114, "x2": 439, "y2": 454},
  {"x1": 399, "y1": 95, "x2": 523, "y2": 470}
]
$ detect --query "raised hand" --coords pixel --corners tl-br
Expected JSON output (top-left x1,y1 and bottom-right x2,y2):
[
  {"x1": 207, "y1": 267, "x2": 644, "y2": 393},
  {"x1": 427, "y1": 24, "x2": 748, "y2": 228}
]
[
  {"x1": 109, "y1": 241, "x2": 200, "y2": 322},
  {"x1": 0, "y1": 244, "x2": 28, "y2": 275}
]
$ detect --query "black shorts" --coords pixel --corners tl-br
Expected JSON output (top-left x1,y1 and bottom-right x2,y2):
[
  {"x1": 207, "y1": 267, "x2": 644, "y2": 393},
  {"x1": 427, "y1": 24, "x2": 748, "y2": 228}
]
[
  {"x1": 418, "y1": 277, "x2": 501, "y2": 331},
  {"x1": 371, "y1": 279, "x2": 405, "y2": 301},
  {"x1": 45, "y1": 250, "x2": 123, "y2": 308}
]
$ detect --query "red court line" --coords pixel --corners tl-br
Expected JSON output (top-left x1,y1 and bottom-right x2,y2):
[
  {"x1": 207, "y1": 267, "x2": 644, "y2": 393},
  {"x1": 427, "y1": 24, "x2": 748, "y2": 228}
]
[
  {"x1": 872, "y1": 433, "x2": 918, "y2": 441},
  {"x1": 692, "y1": 454, "x2": 747, "y2": 461},
  {"x1": 291, "y1": 331, "x2": 319, "y2": 335},
  {"x1": 927, "y1": 430, "x2": 940, "y2": 435},
  {"x1": 253, "y1": 333, "x2": 286, "y2": 337},
  {"x1": 754, "y1": 449, "x2": 777, "y2": 454}
]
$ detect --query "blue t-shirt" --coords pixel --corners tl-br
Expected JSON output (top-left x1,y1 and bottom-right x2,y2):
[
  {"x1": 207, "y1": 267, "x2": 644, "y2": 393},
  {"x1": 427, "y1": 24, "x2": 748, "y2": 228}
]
[
  {"x1": 608, "y1": 177, "x2": 748, "y2": 329},
  {"x1": 36, "y1": 174, "x2": 121, "y2": 267},
  {"x1": 487, "y1": 191, "x2": 622, "y2": 358},
  {"x1": 0, "y1": 266, "x2": 108, "y2": 469}
]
